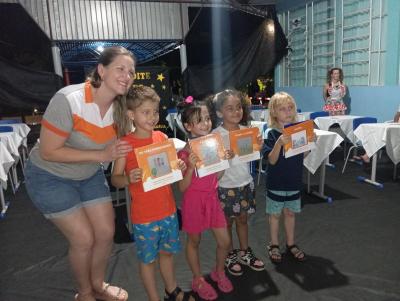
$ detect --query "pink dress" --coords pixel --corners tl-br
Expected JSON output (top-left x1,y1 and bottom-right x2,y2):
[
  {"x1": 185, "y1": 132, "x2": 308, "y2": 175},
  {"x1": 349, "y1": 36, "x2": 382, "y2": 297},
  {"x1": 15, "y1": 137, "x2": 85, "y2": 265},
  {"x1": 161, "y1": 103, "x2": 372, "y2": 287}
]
[{"x1": 178, "y1": 150, "x2": 227, "y2": 234}]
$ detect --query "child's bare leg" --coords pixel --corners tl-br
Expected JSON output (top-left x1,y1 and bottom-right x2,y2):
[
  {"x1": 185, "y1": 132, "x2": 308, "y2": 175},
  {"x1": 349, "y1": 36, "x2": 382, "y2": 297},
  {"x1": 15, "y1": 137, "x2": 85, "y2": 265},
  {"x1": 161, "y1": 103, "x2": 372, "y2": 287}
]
[
  {"x1": 283, "y1": 208, "x2": 295, "y2": 246},
  {"x1": 235, "y1": 212, "x2": 248, "y2": 250},
  {"x1": 159, "y1": 251, "x2": 177, "y2": 293},
  {"x1": 211, "y1": 228, "x2": 230, "y2": 272},
  {"x1": 268, "y1": 214, "x2": 280, "y2": 246},
  {"x1": 226, "y1": 217, "x2": 234, "y2": 250},
  {"x1": 139, "y1": 261, "x2": 159, "y2": 301},
  {"x1": 186, "y1": 233, "x2": 202, "y2": 278}
]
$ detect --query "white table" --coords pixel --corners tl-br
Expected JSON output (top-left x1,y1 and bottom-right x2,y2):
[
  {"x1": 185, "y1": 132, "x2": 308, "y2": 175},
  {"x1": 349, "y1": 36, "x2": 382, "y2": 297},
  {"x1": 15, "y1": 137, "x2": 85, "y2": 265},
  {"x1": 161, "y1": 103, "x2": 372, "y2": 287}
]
[
  {"x1": 304, "y1": 129, "x2": 344, "y2": 202},
  {"x1": 0, "y1": 141, "x2": 15, "y2": 218},
  {"x1": 250, "y1": 108, "x2": 269, "y2": 121},
  {"x1": 6, "y1": 123, "x2": 30, "y2": 147},
  {"x1": 354, "y1": 123, "x2": 400, "y2": 187},
  {"x1": 0, "y1": 132, "x2": 24, "y2": 192},
  {"x1": 297, "y1": 112, "x2": 313, "y2": 122},
  {"x1": 314, "y1": 115, "x2": 361, "y2": 143},
  {"x1": 250, "y1": 121, "x2": 268, "y2": 139}
]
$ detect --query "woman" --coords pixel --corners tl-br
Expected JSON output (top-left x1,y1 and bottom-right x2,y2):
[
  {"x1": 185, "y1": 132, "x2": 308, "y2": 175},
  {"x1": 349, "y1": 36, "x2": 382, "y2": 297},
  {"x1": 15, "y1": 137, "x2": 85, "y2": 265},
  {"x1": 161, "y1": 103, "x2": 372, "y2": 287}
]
[
  {"x1": 24, "y1": 46, "x2": 135, "y2": 301},
  {"x1": 323, "y1": 68, "x2": 347, "y2": 116}
]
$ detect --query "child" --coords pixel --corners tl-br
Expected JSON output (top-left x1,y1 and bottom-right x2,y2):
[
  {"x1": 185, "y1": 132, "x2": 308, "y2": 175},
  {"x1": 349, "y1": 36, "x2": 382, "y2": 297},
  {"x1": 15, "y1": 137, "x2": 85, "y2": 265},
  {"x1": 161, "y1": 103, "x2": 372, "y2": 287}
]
[
  {"x1": 264, "y1": 91, "x2": 309, "y2": 264},
  {"x1": 177, "y1": 97, "x2": 233, "y2": 301},
  {"x1": 211, "y1": 90, "x2": 264, "y2": 276},
  {"x1": 111, "y1": 86, "x2": 194, "y2": 301}
]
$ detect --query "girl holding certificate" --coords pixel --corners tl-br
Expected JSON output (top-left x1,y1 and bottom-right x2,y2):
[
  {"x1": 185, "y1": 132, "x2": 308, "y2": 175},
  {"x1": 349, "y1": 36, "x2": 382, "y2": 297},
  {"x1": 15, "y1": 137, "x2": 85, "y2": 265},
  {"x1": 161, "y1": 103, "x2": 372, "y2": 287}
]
[
  {"x1": 111, "y1": 86, "x2": 194, "y2": 301},
  {"x1": 177, "y1": 97, "x2": 233, "y2": 301},
  {"x1": 264, "y1": 92, "x2": 308, "y2": 264},
  {"x1": 211, "y1": 90, "x2": 265, "y2": 276}
]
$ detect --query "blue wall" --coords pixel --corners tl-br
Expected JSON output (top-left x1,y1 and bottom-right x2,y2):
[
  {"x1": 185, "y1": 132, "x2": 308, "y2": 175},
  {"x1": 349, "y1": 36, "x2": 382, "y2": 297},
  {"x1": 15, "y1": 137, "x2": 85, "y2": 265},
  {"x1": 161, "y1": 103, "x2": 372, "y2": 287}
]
[{"x1": 276, "y1": 86, "x2": 400, "y2": 122}]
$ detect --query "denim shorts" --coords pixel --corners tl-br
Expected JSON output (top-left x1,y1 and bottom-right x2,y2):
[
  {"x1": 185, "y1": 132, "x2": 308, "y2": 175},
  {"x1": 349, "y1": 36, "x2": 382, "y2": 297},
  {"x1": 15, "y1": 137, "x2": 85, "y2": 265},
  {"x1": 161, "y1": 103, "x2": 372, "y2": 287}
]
[
  {"x1": 24, "y1": 160, "x2": 112, "y2": 219},
  {"x1": 133, "y1": 213, "x2": 181, "y2": 264},
  {"x1": 266, "y1": 190, "x2": 301, "y2": 215}
]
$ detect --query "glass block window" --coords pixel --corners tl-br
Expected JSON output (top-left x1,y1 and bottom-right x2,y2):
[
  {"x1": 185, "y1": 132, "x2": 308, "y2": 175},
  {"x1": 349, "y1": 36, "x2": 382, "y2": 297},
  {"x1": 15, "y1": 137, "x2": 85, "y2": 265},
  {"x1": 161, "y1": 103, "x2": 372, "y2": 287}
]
[{"x1": 276, "y1": 0, "x2": 387, "y2": 87}]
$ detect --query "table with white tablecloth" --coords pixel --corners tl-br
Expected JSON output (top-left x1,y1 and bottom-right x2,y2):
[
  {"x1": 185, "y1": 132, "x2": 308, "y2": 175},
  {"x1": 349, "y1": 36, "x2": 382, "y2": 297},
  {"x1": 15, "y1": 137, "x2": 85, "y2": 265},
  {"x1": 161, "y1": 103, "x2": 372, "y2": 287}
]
[
  {"x1": 0, "y1": 131, "x2": 24, "y2": 191},
  {"x1": 314, "y1": 115, "x2": 361, "y2": 143},
  {"x1": 6, "y1": 123, "x2": 31, "y2": 147},
  {"x1": 0, "y1": 141, "x2": 15, "y2": 217},
  {"x1": 250, "y1": 108, "x2": 269, "y2": 122},
  {"x1": 304, "y1": 129, "x2": 344, "y2": 202},
  {"x1": 353, "y1": 123, "x2": 400, "y2": 187}
]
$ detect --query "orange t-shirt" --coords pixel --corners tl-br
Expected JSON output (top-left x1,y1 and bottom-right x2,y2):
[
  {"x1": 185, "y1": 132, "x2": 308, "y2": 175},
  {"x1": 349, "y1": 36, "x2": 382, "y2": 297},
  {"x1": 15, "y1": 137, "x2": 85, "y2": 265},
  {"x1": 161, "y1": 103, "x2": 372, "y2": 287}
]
[{"x1": 122, "y1": 131, "x2": 176, "y2": 224}]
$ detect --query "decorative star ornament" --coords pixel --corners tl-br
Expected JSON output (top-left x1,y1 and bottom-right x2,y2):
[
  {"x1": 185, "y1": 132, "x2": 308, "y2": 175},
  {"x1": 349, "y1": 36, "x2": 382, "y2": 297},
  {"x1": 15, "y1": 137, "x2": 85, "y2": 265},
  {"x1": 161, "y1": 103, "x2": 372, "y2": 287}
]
[{"x1": 157, "y1": 73, "x2": 165, "y2": 82}]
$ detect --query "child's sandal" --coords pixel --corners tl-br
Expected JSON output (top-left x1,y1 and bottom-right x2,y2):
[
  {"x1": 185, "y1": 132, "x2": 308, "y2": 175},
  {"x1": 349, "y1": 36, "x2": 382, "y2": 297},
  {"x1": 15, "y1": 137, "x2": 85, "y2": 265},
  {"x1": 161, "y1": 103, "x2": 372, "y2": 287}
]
[
  {"x1": 93, "y1": 282, "x2": 128, "y2": 301},
  {"x1": 164, "y1": 286, "x2": 194, "y2": 301},
  {"x1": 210, "y1": 270, "x2": 233, "y2": 293},
  {"x1": 191, "y1": 277, "x2": 218, "y2": 301},
  {"x1": 286, "y1": 244, "x2": 306, "y2": 262},
  {"x1": 225, "y1": 249, "x2": 243, "y2": 276},
  {"x1": 267, "y1": 244, "x2": 282, "y2": 264}
]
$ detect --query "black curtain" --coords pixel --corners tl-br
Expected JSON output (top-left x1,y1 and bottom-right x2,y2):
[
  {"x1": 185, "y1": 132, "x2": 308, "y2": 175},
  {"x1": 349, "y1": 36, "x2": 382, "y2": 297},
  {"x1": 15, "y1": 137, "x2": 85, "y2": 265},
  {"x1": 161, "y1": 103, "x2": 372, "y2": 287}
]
[
  {"x1": 184, "y1": 7, "x2": 288, "y2": 97},
  {"x1": 0, "y1": 56, "x2": 63, "y2": 115}
]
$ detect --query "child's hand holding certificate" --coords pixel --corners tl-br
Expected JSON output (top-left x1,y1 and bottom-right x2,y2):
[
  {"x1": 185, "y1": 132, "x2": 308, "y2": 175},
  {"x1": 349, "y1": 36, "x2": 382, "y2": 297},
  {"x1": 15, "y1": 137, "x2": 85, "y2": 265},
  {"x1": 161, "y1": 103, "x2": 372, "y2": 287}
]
[
  {"x1": 189, "y1": 133, "x2": 230, "y2": 177},
  {"x1": 283, "y1": 120, "x2": 316, "y2": 158},
  {"x1": 229, "y1": 127, "x2": 261, "y2": 165},
  {"x1": 134, "y1": 139, "x2": 183, "y2": 192}
]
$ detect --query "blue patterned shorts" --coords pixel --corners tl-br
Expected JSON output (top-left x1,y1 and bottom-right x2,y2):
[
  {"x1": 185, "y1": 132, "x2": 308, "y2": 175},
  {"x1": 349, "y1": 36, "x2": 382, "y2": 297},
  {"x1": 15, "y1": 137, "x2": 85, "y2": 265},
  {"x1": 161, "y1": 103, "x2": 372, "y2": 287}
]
[{"x1": 133, "y1": 213, "x2": 181, "y2": 264}]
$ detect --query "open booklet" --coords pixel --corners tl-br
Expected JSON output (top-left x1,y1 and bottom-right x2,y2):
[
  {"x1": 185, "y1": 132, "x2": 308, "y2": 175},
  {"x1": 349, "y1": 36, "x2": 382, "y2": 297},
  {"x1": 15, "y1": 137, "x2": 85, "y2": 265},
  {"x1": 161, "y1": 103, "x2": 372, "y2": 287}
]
[
  {"x1": 134, "y1": 139, "x2": 183, "y2": 192},
  {"x1": 229, "y1": 127, "x2": 261, "y2": 165},
  {"x1": 283, "y1": 120, "x2": 315, "y2": 158},
  {"x1": 189, "y1": 132, "x2": 230, "y2": 177}
]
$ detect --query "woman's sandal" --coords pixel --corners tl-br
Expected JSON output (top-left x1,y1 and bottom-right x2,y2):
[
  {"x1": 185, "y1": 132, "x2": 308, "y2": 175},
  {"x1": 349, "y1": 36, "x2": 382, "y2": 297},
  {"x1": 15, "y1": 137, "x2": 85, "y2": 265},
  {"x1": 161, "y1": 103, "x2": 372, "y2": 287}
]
[
  {"x1": 267, "y1": 244, "x2": 282, "y2": 264},
  {"x1": 286, "y1": 244, "x2": 306, "y2": 262},
  {"x1": 74, "y1": 292, "x2": 95, "y2": 301},
  {"x1": 93, "y1": 282, "x2": 128, "y2": 301},
  {"x1": 164, "y1": 286, "x2": 195, "y2": 301},
  {"x1": 191, "y1": 276, "x2": 218, "y2": 301}
]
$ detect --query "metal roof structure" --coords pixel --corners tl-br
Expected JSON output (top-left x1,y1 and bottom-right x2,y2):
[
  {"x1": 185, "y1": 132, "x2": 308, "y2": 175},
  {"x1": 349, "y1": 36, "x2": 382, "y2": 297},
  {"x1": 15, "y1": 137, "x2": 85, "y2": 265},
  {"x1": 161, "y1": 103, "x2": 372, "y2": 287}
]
[{"x1": 56, "y1": 40, "x2": 180, "y2": 68}]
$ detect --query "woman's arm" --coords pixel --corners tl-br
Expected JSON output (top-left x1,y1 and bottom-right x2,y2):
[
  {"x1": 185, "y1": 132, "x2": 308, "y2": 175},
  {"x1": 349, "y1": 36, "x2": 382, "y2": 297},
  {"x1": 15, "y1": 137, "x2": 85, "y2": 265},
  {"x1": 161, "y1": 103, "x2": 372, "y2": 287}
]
[
  {"x1": 322, "y1": 84, "x2": 329, "y2": 101},
  {"x1": 39, "y1": 126, "x2": 132, "y2": 163}
]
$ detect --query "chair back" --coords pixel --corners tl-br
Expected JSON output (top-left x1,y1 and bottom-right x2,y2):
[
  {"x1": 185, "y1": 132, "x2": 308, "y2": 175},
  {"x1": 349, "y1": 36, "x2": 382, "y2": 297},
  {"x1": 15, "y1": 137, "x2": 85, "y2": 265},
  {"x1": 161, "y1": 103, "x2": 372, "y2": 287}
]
[
  {"x1": 310, "y1": 111, "x2": 329, "y2": 120},
  {"x1": 0, "y1": 119, "x2": 21, "y2": 124},
  {"x1": 352, "y1": 117, "x2": 377, "y2": 130},
  {"x1": 297, "y1": 108, "x2": 302, "y2": 113},
  {"x1": 0, "y1": 126, "x2": 13, "y2": 132}
]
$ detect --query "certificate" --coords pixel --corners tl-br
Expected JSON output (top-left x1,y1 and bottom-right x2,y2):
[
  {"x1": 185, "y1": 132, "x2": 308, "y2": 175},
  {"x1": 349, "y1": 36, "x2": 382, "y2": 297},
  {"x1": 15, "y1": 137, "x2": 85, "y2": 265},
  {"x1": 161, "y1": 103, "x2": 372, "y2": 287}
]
[
  {"x1": 189, "y1": 133, "x2": 229, "y2": 177},
  {"x1": 283, "y1": 120, "x2": 315, "y2": 158},
  {"x1": 135, "y1": 139, "x2": 183, "y2": 192},
  {"x1": 229, "y1": 127, "x2": 261, "y2": 165}
]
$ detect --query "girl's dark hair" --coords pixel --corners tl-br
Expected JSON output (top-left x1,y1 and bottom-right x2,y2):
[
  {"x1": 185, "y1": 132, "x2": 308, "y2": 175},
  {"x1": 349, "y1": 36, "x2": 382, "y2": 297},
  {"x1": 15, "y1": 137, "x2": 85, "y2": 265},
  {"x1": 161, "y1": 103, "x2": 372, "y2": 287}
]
[
  {"x1": 113, "y1": 85, "x2": 160, "y2": 137},
  {"x1": 211, "y1": 89, "x2": 250, "y2": 128},
  {"x1": 88, "y1": 46, "x2": 136, "y2": 88},
  {"x1": 177, "y1": 96, "x2": 213, "y2": 135},
  {"x1": 326, "y1": 67, "x2": 344, "y2": 83}
]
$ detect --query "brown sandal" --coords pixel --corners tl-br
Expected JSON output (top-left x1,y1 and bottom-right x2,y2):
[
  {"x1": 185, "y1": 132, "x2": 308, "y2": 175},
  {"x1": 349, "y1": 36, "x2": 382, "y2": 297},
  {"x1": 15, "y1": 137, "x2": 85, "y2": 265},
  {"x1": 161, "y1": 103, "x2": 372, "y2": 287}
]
[{"x1": 286, "y1": 244, "x2": 306, "y2": 262}]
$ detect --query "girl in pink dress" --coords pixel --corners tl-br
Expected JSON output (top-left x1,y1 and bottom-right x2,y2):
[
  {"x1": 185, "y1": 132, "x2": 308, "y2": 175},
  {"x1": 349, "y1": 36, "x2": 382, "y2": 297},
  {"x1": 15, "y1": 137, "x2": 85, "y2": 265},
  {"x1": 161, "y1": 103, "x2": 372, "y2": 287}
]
[{"x1": 177, "y1": 97, "x2": 234, "y2": 301}]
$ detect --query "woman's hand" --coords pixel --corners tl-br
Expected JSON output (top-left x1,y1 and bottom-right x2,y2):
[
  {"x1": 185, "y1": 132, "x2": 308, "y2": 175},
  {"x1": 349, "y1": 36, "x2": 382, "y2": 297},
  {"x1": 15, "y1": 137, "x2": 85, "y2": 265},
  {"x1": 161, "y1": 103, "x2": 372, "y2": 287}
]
[
  {"x1": 177, "y1": 159, "x2": 187, "y2": 171},
  {"x1": 127, "y1": 168, "x2": 143, "y2": 183},
  {"x1": 102, "y1": 140, "x2": 132, "y2": 162}
]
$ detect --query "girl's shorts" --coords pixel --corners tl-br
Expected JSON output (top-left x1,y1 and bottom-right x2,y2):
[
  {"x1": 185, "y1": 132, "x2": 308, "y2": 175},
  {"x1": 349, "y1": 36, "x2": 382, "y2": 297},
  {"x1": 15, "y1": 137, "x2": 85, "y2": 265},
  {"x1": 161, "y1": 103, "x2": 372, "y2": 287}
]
[
  {"x1": 218, "y1": 182, "x2": 256, "y2": 218},
  {"x1": 24, "y1": 160, "x2": 111, "y2": 219},
  {"x1": 266, "y1": 190, "x2": 301, "y2": 215},
  {"x1": 133, "y1": 213, "x2": 181, "y2": 264}
]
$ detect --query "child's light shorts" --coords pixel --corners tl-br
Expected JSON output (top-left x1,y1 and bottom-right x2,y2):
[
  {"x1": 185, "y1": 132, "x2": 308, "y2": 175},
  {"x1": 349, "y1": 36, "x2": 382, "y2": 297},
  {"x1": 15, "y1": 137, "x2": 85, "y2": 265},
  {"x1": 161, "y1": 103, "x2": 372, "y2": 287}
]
[
  {"x1": 266, "y1": 190, "x2": 301, "y2": 215},
  {"x1": 133, "y1": 213, "x2": 181, "y2": 264}
]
